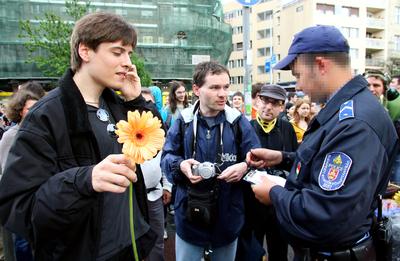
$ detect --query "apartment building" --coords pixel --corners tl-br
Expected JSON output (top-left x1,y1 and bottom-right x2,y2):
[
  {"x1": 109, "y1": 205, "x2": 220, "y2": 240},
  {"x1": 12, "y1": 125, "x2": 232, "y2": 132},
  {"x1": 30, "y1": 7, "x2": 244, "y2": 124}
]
[{"x1": 223, "y1": 0, "x2": 400, "y2": 91}]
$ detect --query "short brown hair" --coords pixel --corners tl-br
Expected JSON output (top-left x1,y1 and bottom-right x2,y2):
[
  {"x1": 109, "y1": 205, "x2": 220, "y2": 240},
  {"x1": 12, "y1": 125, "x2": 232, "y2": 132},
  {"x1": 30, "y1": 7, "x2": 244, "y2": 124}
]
[
  {"x1": 5, "y1": 90, "x2": 40, "y2": 123},
  {"x1": 192, "y1": 61, "x2": 230, "y2": 87},
  {"x1": 299, "y1": 52, "x2": 350, "y2": 68},
  {"x1": 70, "y1": 12, "x2": 137, "y2": 72},
  {"x1": 251, "y1": 83, "x2": 263, "y2": 99}
]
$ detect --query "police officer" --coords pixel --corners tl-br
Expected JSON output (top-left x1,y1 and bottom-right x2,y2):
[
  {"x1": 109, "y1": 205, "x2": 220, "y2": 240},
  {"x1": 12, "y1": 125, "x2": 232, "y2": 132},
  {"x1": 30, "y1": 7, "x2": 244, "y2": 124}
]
[{"x1": 247, "y1": 25, "x2": 399, "y2": 260}]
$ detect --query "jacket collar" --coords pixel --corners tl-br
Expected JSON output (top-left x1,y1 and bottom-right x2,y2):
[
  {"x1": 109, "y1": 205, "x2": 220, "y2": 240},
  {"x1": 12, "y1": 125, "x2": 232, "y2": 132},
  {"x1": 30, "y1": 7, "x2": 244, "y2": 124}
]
[
  {"x1": 181, "y1": 100, "x2": 241, "y2": 124},
  {"x1": 310, "y1": 75, "x2": 367, "y2": 130},
  {"x1": 59, "y1": 68, "x2": 121, "y2": 135}
]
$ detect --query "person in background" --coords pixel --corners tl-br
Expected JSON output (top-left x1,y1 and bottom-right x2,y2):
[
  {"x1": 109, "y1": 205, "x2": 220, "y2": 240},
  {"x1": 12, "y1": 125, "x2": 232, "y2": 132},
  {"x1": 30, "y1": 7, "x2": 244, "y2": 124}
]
[
  {"x1": 163, "y1": 81, "x2": 189, "y2": 129},
  {"x1": 290, "y1": 98, "x2": 311, "y2": 143},
  {"x1": 310, "y1": 102, "x2": 321, "y2": 119},
  {"x1": 0, "y1": 89, "x2": 42, "y2": 261},
  {"x1": 251, "y1": 83, "x2": 263, "y2": 120},
  {"x1": 231, "y1": 91, "x2": 245, "y2": 114},
  {"x1": 365, "y1": 70, "x2": 387, "y2": 104},
  {"x1": 140, "y1": 87, "x2": 172, "y2": 261},
  {"x1": 248, "y1": 84, "x2": 298, "y2": 261},
  {"x1": 18, "y1": 81, "x2": 45, "y2": 98},
  {"x1": 391, "y1": 75, "x2": 400, "y2": 91}
]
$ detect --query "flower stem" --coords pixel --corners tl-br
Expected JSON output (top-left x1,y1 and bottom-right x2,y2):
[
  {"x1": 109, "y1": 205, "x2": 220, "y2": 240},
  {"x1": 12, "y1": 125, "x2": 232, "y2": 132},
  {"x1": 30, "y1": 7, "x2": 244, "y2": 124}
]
[{"x1": 129, "y1": 182, "x2": 139, "y2": 261}]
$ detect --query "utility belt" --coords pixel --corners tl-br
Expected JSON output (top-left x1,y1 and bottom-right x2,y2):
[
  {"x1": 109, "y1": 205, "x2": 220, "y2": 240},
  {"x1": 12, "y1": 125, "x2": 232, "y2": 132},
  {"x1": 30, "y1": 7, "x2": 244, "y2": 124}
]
[{"x1": 293, "y1": 234, "x2": 376, "y2": 261}]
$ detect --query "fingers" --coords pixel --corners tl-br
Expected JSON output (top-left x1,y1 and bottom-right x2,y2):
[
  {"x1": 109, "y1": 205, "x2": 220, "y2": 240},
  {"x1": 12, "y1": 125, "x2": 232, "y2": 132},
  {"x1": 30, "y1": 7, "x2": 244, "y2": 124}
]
[
  {"x1": 218, "y1": 162, "x2": 247, "y2": 183},
  {"x1": 92, "y1": 154, "x2": 138, "y2": 193},
  {"x1": 189, "y1": 175, "x2": 203, "y2": 184}
]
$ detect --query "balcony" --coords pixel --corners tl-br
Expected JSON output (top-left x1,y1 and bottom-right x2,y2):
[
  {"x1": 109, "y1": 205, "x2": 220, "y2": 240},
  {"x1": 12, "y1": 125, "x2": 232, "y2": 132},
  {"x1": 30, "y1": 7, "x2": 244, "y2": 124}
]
[
  {"x1": 366, "y1": 17, "x2": 385, "y2": 30},
  {"x1": 366, "y1": 38, "x2": 385, "y2": 50},
  {"x1": 365, "y1": 0, "x2": 386, "y2": 10},
  {"x1": 365, "y1": 58, "x2": 385, "y2": 67}
]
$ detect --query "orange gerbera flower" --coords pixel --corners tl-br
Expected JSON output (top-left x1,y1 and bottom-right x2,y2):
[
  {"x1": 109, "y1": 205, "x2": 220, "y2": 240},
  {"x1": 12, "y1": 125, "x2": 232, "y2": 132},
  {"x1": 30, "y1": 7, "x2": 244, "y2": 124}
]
[{"x1": 115, "y1": 110, "x2": 165, "y2": 164}]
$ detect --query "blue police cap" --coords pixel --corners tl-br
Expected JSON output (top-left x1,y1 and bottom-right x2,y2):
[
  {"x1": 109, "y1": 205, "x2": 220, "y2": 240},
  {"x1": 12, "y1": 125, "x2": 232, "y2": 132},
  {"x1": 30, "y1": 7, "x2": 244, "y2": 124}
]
[{"x1": 274, "y1": 25, "x2": 349, "y2": 70}]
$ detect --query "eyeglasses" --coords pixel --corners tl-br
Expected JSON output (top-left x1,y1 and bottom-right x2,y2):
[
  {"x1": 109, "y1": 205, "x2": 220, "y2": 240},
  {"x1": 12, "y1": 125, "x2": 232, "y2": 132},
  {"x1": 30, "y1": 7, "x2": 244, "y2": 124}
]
[
  {"x1": 259, "y1": 97, "x2": 283, "y2": 106},
  {"x1": 96, "y1": 108, "x2": 117, "y2": 137}
]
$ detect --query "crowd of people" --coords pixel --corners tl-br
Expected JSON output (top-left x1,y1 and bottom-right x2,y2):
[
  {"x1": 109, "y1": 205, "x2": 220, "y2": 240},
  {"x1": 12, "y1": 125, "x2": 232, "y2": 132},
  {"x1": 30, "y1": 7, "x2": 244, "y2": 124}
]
[{"x1": 0, "y1": 12, "x2": 398, "y2": 261}]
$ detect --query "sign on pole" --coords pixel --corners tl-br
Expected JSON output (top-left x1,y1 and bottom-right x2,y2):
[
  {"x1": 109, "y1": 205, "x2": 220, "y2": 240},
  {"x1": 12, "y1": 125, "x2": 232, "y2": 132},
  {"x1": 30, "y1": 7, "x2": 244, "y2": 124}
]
[
  {"x1": 235, "y1": 0, "x2": 261, "y2": 7},
  {"x1": 265, "y1": 54, "x2": 276, "y2": 73}
]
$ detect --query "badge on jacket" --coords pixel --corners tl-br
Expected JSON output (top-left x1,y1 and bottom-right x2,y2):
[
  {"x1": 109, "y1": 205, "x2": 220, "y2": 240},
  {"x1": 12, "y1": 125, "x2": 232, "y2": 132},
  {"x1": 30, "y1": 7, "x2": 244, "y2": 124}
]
[
  {"x1": 318, "y1": 152, "x2": 352, "y2": 191},
  {"x1": 339, "y1": 100, "x2": 354, "y2": 121}
]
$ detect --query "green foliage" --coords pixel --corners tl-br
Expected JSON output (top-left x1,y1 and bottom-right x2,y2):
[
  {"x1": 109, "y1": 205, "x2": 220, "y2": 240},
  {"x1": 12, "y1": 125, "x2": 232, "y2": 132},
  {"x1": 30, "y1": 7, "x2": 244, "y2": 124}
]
[
  {"x1": 19, "y1": 0, "x2": 153, "y2": 86},
  {"x1": 131, "y1": 53, "x2": 152, "y2": 87},
  {"x1": 19, "y1": 0, "x2": 90, "y2": 77}
]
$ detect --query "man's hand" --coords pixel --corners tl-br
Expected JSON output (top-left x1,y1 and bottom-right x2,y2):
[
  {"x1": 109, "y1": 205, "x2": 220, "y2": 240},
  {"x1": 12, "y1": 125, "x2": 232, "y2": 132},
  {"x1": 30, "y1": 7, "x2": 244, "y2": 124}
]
[
  {"x1": 218, "y1": 162, "x2": 248, "y2": 183},
  {"x1": 92, "y1": 154, "x2": 137, "y2": 193},
  {"x1": 251, "y1": 176, "x2": 277, "y2": 205},
  {"x1": 162, "y1": 190, "x2": 172, "y2": 205},
  {"x1": 120, "y1": 64, "x2": 141, "y2": 101},
  {"x1": 180, "y1": 159, "x2": 202, "y2": 184},
  {"x1": 246, "y1": 148, "x2": 283, "y2": 169}
]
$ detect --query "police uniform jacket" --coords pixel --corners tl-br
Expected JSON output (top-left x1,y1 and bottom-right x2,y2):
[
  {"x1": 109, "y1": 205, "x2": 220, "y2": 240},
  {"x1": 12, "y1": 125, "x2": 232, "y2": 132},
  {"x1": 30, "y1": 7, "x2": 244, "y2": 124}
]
[
  {"x1": 161, "y1": 103, "x2": 260, "y2": 247},
  {"x1": 0, "y1": 69, "x2": 157, "y2": 260},
  {"x1": 270, "y1": 75, "x2": 399, "y2": 251}
]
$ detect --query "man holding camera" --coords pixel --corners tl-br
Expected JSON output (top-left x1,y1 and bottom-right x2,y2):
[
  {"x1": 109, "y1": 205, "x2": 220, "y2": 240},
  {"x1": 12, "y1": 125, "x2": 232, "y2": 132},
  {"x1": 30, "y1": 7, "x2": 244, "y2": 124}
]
[{"x1": 161, "y1": 61, "x2": 259, "y2": 261}]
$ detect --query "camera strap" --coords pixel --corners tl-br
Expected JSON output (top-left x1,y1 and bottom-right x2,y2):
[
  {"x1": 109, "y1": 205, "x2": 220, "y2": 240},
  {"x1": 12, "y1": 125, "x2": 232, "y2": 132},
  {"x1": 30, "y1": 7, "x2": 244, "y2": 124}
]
[{"x1": 192, "y1": 109, "x2": 224, "y2": 166}]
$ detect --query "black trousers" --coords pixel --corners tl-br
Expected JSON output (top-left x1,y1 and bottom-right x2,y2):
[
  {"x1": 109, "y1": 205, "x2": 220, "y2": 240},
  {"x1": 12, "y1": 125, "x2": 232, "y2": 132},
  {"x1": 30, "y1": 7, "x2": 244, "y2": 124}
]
[{"x1": 253, "y1": 205, "x2": 288, "y2": 261}]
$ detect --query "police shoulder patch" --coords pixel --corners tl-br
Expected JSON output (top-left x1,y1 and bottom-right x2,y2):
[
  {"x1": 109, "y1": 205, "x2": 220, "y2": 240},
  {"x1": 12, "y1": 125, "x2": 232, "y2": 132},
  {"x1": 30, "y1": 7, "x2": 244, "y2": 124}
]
[
  {"x1": 339, "y1": 100, "x2": 354, "y2": 121},
  {"x1": 318, "y1": 152, "x2": 352, "y2": 191}
]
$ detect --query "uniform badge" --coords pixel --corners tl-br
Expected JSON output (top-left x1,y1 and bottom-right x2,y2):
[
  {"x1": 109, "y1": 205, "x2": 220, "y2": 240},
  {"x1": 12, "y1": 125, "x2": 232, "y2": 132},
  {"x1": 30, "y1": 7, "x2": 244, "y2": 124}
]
[
  {"x1": 339, "y1": 100, "x2": 354, "y2": 121},
  {"x1": 318, "y1": 152, "x2": 352, "y2": 191}
]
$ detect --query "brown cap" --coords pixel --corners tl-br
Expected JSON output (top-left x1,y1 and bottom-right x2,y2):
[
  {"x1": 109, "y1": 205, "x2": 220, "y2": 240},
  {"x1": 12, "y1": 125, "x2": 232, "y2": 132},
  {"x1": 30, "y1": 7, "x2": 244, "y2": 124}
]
[{"x1": 259, "y1": 84, "x2": 287, "y2": 101}]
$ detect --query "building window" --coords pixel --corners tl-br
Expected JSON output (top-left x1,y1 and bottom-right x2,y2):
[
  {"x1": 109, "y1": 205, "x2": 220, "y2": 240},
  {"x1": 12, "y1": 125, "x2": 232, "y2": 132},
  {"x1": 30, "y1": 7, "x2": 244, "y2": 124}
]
[
  {"x1": 395, "y1": 7, "x2": 400, "y2": 24},
  {"x1": 296, "y1": 6, "x2": 303, "y2": 12},
  {"x1": 342, "y1": 6, "x2": 359, "y2": 17},
  {"x1": 237, "y1": 76, "x2": 244, "y2": 84},
  {"x1": 230, "y1": 77, "x2": 235, "y2": 84},
  {"x1": 257, "y1": 28, "x2": 272, "y2": 39},
  {"x1": 237, "y1": 59, "x2": 244, "y2": 67},
  {"x1": 395, "y1": 35, "x2": 400, "y2": 51},
  {"x1": 257, "y1": 47, "x2": 271, "y2": 57},
  {"x1": 257, "y1": 65, "x2": 265, "y2": 74},
  {"x1": 342, "y1": 27, "x2": 359, "y2": 38},
  {"x1": 317, "y1": 3, "x2": 335, "y2": 15},
  {"x1": 257, "y1": 10, "x2": 273, "y2": 22},
  {"x1": 228, "y1": 60, "x2": 235, "y2": 68},
  {"x1": 350, "y1": 48, "x2": 359, "y2": 59},
  {"x1": 236, "y1": 42, "x2": 243, "y2": 51},
  {"x1": 233, "y1": 26, "x2": 243, "y2": 34}
]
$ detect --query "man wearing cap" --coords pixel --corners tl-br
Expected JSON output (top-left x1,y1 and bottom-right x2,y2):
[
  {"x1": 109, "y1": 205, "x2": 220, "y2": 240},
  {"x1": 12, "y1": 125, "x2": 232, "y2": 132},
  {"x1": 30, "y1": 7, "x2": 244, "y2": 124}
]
[
  {"x1": 246, "y1": 25, "x2": 399, "y2": 260},
  {"x1": 248, "y1": 84, "x2": 298, "y2": 261}
]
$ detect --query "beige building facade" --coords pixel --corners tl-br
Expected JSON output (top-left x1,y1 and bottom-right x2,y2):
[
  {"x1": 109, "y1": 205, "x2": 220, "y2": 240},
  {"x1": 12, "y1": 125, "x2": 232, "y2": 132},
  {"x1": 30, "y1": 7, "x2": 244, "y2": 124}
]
[{"x1": 223, "y1": 0, "x2": 400, "y2": 92}]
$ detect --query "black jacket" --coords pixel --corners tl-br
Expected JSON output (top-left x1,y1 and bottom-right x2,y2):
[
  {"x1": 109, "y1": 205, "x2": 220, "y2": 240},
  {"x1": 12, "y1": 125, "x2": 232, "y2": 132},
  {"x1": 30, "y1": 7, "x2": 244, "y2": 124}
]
[
  {"x1": 250, "y1": 118, "x2": 298, "y2": 171},
  {"x1": 0, "y1": 69, "x2": 157, "y2": 260}
]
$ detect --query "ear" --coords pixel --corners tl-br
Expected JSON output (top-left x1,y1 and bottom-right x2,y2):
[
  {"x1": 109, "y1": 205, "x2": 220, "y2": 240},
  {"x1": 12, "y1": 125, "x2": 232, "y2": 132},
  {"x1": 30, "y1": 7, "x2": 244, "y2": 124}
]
[
  {"x1": 315, "y1": 56, "x2": 328, "y2": 75},
  {"x1": 78, "y1": 43, "x2": 91, "y2": 63},
  {"x1": 192, "y1": 84, "x2": 200, "y2": 96}
]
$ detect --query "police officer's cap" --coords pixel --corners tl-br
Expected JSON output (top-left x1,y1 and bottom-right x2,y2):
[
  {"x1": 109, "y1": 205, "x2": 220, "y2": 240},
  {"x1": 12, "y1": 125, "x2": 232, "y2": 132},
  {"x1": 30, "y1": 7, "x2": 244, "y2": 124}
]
[{"x1": 274, "y1": 25, "x2": 349, "y2": 71}]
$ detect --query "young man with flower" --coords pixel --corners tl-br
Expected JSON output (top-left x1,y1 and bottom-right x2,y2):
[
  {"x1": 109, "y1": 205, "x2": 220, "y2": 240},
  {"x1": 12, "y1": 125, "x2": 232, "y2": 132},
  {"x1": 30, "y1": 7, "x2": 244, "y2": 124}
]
[
  {"x1": 161, "y1": 61, "x2": 260, "y2": 261},
  {"x1": 0, "y1": 12, "x2": 160, "y2": 260}
]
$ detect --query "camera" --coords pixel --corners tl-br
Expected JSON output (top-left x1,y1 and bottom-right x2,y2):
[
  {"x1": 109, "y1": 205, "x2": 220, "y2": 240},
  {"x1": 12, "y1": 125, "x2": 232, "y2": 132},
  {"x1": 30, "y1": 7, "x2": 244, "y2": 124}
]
[{"x1": 191, "y1": 162, "x2": 217, "y2": 179}]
